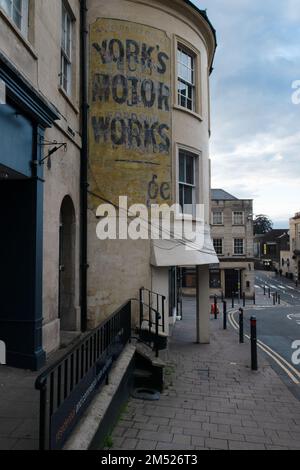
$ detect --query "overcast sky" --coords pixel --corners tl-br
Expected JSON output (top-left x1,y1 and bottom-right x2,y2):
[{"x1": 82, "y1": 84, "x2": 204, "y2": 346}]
[{"x1": 193, "y1": 0, "x2": 300, "y2": 228}]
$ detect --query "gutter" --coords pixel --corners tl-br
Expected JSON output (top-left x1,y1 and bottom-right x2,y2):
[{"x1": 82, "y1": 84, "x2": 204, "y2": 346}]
[{"x1": 80, "y1": 0, "x2": 88, "y2": 332}]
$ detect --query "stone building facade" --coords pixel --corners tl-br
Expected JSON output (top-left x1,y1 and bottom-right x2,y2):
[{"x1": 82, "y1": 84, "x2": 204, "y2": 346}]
[
  {"x1": 0, "y1": 0, "x2": 218, "y2": 369},
  {"x1": 289, "y1": 212, "x2": 300, "y2": 281},
  {"x1": 210, "y1": 189, "x2": 254, "y2": 299},
  {"x1": 86, "y1": 0, "x2": 218, "y2": 343},
  {"x1": 0, "y1": 0, "x2": 82, "y2": 369}
]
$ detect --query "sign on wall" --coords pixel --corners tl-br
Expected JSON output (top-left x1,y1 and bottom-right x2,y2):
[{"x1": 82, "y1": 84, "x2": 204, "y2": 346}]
[{"x1": 89, "y1": 19, "x2": 172, "y2": 209}]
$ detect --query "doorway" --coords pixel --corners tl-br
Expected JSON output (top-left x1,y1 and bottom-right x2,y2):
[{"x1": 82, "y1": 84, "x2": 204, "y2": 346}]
[
  {"x1": 225, "y1": 269, "x2": 242, "y2": 298},
  {"x1": 59, "y1": 196, "x2": 76, "y2": 334}
]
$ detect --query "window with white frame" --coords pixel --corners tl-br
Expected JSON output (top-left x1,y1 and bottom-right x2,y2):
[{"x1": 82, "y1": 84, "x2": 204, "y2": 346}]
[
  {"x1": 0, "y1": 0, "x2": 29, "y2": 36},
  {"x1": 61, "y1": 3, "x2": 73, "y2": 95},
  {"x1": 234, "y1": 238, "x2": 244, "y2": 255},
  {"x1": 212, "y1": 211, "x2": 223, "y2": 225},
  {"x1": 233, "y1": 211, "x2": 244, "y2": 225},
  {"x1": 213, "y1": 238, "x2": 223, "y2": 256},
  {"x1": 177, "y1": 46, "x2": 195, "y2": 111},
  {"x1": 179, "y1": 149, "x2": 197, "y2": 216}
]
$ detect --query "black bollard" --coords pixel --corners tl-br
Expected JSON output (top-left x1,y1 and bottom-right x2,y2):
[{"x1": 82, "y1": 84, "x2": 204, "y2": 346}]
[
  {"x1": 263, "y1": 285, "x2": 266, "y2": 296},
  {"x1": 275, "y1": 291, "x2": 278, "y2": 303},
  {"x1": 239, "y1": 308, "x2": 244, "y2": 344},
  {"x1": 214, "y1": 295, "x2": 218, "y2": 320},
  {"x1": 243, "y1": 292, "x2": 246, "y2": 307},
  {"x1": 250, "y1": 316, "x2": 258, "y2": 371},
  {"x1": 253, "y1": 292, "x2": 256, "y2": 305},
  {"x1": 278, "y1": 294, "x2": 281, "y2": 305},
  {"x1": 268, "y1": 287, "x2": 271, "y2": 299},
  {"x1": 223, "y1": 301, "x2": 227, "y2": 330},
  {"x1": 232, "y1": 292, "x2": 235, "y2": 309},
  {"x1": 273, "y1": 293, "x2": 276, "y2": 306}
]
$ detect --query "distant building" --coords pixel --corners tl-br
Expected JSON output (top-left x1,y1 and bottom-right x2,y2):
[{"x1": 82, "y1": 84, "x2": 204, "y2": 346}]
[
  {"x1": 254, "y1": 229, "x2": 290, "y2": 271},
  {"x1": 210, "y1": 189, "x2": 254, "y2": 299},
  {"x1": 289, "y1": 212, "x2": 300, "y2": 281}
]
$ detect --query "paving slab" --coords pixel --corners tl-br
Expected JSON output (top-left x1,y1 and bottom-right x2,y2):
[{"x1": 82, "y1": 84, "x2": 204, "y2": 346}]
[{"x1": 110, "y1": 296, "x2": 300, "y2": 451}]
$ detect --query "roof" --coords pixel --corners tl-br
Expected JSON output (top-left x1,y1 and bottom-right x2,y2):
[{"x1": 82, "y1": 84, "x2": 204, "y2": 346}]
[
  {"x1": 211, "y1": 189, "x2": 239, "y2": 201},
  {"x1": 183, "y1": 1, "x2": 217, "y2": 72}
]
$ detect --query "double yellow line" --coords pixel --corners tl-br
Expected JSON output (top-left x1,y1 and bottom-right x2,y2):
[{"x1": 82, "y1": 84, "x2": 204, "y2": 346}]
[{"x1": 228, "y1": 310, "x2": 300, "y2": 385}]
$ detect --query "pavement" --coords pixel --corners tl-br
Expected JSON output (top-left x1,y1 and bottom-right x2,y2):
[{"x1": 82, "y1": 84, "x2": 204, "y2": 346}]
[
  {"x1": 1, "y1": 278, "x2": 300, "y2": 450},
  {"x1": 0, "y1": 367, "x2": 39, "y2": 450},
  {"x1": 109, "y1": 295, "x2": 300, "y2": 450}
]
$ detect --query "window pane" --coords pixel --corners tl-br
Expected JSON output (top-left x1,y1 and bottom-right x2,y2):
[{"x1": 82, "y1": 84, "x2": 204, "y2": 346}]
[
  {"x1": 187, "y1": 98, "x2": 193, "y2": 111},
  {"x1": 213, "y1": 212, "x2": 223, "y2": 225},
  {"x1": 1, "y1": 0, "x2": 12, "y2": 16},
  {"x1": 180, "y1": 93, "x2": 186, "y2": 108},
  {"x1": 234, "y1": 239, "x2": 244, "y2": 255},
  {"x1": 185, "y1": 155, "x2": 194, "y2": 185},
  {"x1": 179, "y1": 155, "x2": 185, "y2": 182},
  {"x1": 184, "y1": 186, "x2": 193, "y2": 206}
]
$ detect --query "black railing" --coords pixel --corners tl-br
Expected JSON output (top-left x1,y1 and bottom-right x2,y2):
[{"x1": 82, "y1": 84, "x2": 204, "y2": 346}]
[
  {"x1": 139, "y1": 287, "x2": 166, "y2": 357},
  {"x1": 35, "y1": 301, "x2": 131, "y2": 451}
]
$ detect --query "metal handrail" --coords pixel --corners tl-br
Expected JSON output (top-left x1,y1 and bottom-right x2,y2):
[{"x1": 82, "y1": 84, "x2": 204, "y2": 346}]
[
  {"x1": 35, "y1": 300, "x2": 131, "y2": 450},
  {"x1": 139, "y1": 288, "x2": 166, "y2": 357}
]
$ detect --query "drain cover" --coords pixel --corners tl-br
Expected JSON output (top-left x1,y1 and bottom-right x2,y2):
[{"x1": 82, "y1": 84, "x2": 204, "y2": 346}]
[{"x1": 131, "y1": 388, "x2": 160, "y2": 401}]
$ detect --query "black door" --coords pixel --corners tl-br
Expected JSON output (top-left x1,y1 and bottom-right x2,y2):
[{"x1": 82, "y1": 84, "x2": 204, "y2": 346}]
[{"x1": 225, "y1": 269, "x2": 241, "y2": 298}]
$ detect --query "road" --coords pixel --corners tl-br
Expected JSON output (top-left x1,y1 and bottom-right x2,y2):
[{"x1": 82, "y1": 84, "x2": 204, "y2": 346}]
[
  {"x1": 256, "y1": 271, "x2": 300, "y2": 306},
  {"x1": 229, "y1": 271, "x2": 300, "y2": 400}
]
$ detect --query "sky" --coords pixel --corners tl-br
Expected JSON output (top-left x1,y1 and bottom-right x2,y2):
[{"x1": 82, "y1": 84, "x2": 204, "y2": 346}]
[{"x1": 193, "y1": 0, "x2": 300, "y2": 228}]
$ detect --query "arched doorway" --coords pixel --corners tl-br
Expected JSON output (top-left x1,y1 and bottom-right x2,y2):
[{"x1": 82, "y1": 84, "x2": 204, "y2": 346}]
[{"x1": 59, "y1": 196, "x2": 76, "y2": 334}]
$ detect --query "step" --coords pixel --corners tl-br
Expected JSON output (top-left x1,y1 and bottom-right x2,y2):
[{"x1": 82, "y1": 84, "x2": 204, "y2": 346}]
[
  {"x1": 140, "y1": 321, "x2": 168, "y2": 338},
  {"x1": 136, "y1": 342, "x2": 166, "y2": 369},
  {"x1": 133, "y1": 368, "x2": 153, "y2": 379}
]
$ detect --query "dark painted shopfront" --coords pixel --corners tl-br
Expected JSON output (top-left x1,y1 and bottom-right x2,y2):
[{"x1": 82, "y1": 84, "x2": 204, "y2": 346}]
[{"x1": 0, "y1": 54, "x2": 59, "y2": 370}]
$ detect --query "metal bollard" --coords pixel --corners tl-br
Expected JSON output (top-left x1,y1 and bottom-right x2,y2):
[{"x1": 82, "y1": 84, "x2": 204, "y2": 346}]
[
  {"x1": 263, "y1": 285, "x2": 266, "y2": 296},
  {"x1": 243, "y1": 292, "x2": 246, "y2": 307},
  {"x1": 232, "y1": 292, "x2": 235, "y2": 309},
  {"x1": 273, "y1": 293, "x2": 276, "y2": 306},
  {"x1": 223, "y1": 301, "x2": 227, "y2": 330},
  {"x1": 253, "y1": 292, "x2": 256, "y2": 305},
  {"x1": 250, "y1": 316, "x2": 258, "y2": 371},
  {"x1": 278, "y1": 294, "x2": 281, "y2": 305},
  {"x1": 268, "y1": 287, "x2": 271, "y2": 299},
  {"x1": 214, "y1": 295, "x2": 218, "y2": 320},
  {"x1": 239, "y1": 308, "x2": 244, "y2": 344},
  {"x1": 275, "y1": 291, "x2": 278, "y2": 303}
]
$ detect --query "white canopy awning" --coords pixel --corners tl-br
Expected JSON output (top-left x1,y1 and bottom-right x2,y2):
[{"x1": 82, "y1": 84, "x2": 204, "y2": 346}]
[{"x1": 150, "y1": 225, "x2": 219, "y2": 267}]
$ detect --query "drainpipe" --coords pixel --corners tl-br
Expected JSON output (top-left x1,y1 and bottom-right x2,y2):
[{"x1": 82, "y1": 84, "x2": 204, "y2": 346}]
[{"x1": 80, "y1": 0, "x2": 88, "y2": 332}]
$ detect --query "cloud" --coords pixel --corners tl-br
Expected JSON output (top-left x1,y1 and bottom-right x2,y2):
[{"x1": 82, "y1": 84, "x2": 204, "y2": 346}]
[{"x1": 192, "y1": 0, "x2": 300, "y2": 224}]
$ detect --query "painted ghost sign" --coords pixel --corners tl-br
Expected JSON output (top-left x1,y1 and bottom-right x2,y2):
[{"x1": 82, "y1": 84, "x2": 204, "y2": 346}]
[{"x1": 89, "y1": 19, "x2": 172, "y2": 208}]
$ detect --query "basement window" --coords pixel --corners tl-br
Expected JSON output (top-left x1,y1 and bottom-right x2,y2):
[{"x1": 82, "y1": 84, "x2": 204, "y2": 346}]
[{"x1": 0, "y1": 0, "x2": 29, "y2": 37}]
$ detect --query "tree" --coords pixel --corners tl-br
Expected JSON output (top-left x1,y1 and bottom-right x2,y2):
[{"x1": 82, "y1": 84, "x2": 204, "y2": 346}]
[{"x1": 254, "y1": 214, "x2": 273, "y2": 235}]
